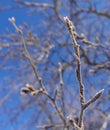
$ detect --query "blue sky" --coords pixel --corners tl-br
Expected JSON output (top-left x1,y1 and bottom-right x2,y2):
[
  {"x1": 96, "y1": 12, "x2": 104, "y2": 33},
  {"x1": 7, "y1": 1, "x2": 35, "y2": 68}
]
[{"x1": 0, "y1": 0, "x2": 110, "y2": 130}]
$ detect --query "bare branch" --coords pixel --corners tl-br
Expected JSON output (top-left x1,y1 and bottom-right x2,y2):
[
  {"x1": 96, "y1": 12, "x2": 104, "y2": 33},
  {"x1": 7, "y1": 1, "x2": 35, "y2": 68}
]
[
  {"x1": 83, "y1": 89, "x2": 104, "y2": 109},
  {"x1": 64, "y1": 16, "x2": 85, "y2": 128}
]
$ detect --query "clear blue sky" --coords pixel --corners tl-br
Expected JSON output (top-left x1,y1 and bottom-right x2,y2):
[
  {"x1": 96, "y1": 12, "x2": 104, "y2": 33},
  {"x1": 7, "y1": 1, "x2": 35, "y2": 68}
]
[{"x1": 0, "y1": 0, "x2": 109, "y2": 130}]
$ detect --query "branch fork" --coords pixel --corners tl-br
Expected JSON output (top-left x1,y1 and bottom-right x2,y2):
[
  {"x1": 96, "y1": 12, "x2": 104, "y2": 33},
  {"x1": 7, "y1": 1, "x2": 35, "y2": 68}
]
[{"x1": 64, "y1": 16, "x2": 104, "y2": 130}]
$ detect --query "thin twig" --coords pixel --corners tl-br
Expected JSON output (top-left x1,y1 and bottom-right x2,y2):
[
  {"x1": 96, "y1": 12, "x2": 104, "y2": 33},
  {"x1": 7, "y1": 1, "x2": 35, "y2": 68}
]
[
  {"x1": 83, "y1": 89, "x2": 104, "y2": 109},
  {"x1": 8, "y1": 17, "x2": 45, "y2": 90},
  {"x1": 64, "y1": 16, "x2": 85, "y2": 128},
  {"x1": 64, "y1": 16, "x2": 104, "y2": 130},
  {"x1": 58, "y1": 62, "x2": 65, "y2": 116},
  {"x1": 8, "y1": 17, "x2": 68, "y2": 127}
]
